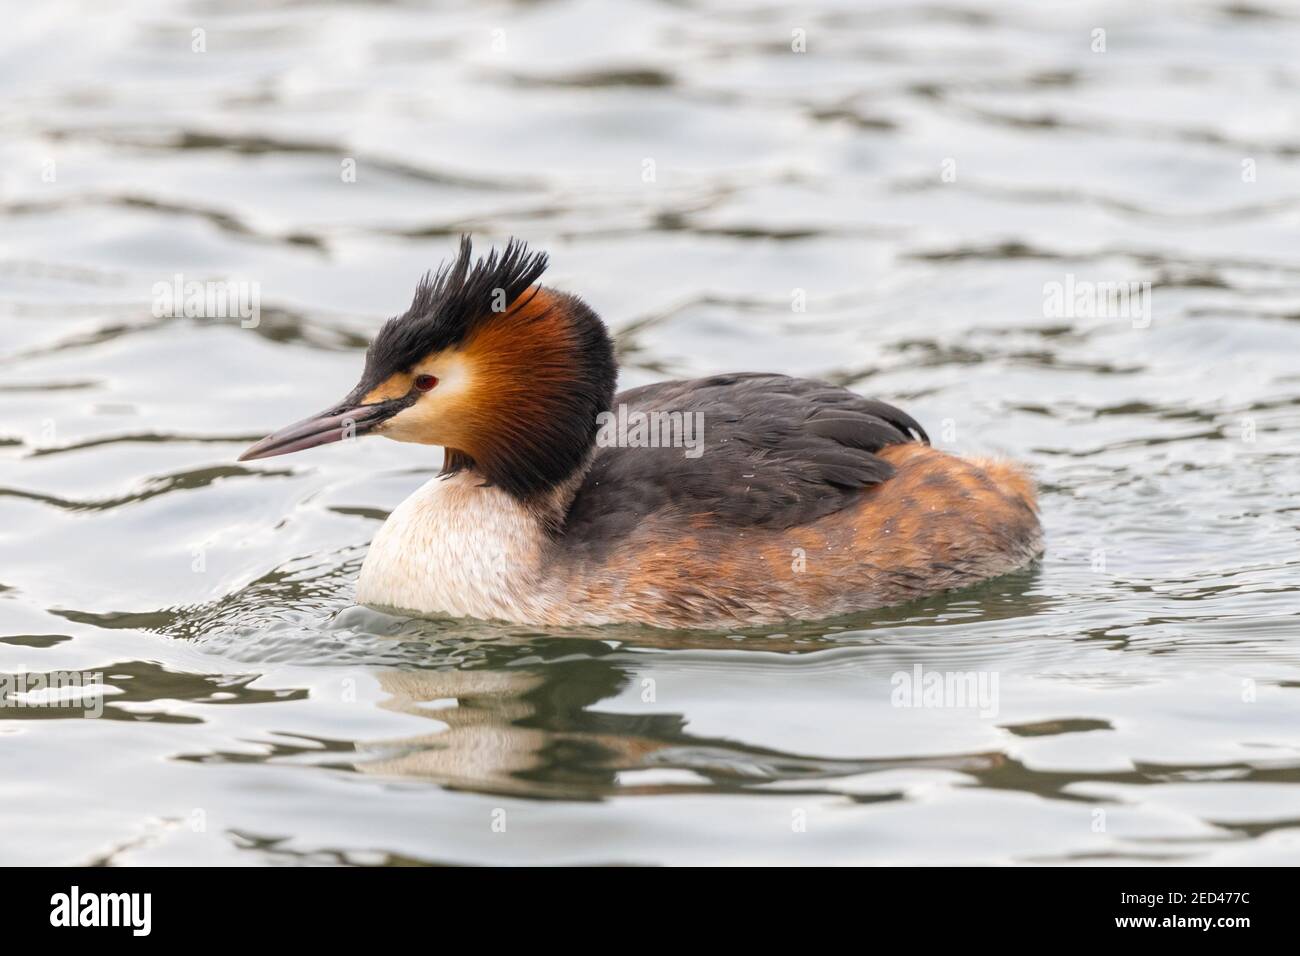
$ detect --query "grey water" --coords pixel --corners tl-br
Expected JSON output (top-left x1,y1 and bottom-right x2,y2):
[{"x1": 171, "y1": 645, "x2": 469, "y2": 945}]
[{"x1": 1, "y1": 0, "x2": 1298, "y2": 864}]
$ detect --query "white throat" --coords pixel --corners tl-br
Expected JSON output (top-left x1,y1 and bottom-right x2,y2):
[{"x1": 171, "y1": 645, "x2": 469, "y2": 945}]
[{"x1": 356, "y1": 470, "x2": 550, "y2": 622}]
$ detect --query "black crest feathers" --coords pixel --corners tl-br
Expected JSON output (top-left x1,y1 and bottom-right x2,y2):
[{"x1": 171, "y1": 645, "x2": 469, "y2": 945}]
[
  {"x1": 354, "y1": 236, "x2": 618, "y2": 507},
  {"x1": 361, "y1": 236, "x2": 550, "y2": 386}
]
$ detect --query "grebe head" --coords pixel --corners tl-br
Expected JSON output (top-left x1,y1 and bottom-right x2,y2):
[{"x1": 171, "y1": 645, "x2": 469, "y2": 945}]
[{"x1": 239, "y1": 236, "x2": 617, "y2": 500}]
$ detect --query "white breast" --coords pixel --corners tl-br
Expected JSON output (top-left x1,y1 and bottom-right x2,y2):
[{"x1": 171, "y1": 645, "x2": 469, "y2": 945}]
[{"x1": 356, "y1": 472, "x2": 550, "y2": 622}]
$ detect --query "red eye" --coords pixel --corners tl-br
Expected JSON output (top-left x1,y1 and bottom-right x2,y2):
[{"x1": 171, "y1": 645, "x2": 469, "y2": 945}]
[{"x1": 415, "y1": 374, "x2": 438, "y2": 392}]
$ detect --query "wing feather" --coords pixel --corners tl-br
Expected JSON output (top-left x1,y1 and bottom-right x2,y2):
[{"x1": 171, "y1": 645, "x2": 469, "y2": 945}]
[{"x1": 561, "y1": 374, "x2": 929, "y2": 553}]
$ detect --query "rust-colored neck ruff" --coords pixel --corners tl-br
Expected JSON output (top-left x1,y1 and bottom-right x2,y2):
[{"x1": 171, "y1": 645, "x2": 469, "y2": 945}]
[{"x1": 439, "y1": 288, "x2": 617, "y2": 512}]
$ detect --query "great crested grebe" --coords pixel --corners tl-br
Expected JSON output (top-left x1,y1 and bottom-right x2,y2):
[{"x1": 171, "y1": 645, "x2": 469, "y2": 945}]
[{"x1": 240, "y1": 238, "x2": 1042, "y2": 628}]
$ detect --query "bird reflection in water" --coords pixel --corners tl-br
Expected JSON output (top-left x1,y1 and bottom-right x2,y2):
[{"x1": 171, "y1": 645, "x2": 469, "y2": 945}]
[{"x1": 353, "y1": 653, "x2": 1001, "y2": 800}]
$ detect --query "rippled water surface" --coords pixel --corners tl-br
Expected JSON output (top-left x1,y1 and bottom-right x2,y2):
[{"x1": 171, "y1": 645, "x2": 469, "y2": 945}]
[{"x1": 2, "y1": 0, "x2": 1299, "y2": 865}]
